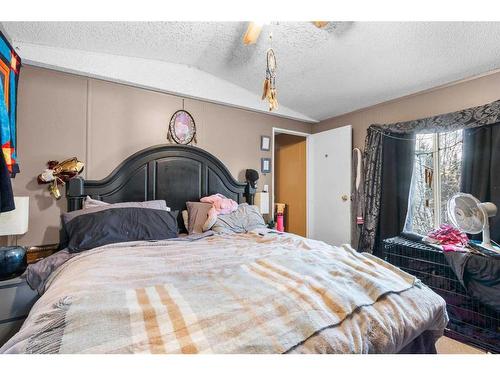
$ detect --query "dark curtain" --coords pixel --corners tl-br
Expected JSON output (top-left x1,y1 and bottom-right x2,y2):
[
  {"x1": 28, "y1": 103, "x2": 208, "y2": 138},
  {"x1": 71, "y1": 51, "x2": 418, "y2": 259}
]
[
  {"x1": 0, "y1": 149, "x2": 15, "y2": 212},
  {"x1": 358, "y1": 128, "x2": 383, "y2": 253},
  {"x1": 461, "y1": 122, "x2": 500, "y2": 243},
  {"x1": 374, "y1": 132, "x2": 415, "y2": 257}
]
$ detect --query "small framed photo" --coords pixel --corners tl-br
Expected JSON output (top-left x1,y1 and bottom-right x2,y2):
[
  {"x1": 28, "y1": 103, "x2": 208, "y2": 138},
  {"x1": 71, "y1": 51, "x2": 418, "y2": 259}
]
[
  {"x1": 260, "y1": 135, "x2": 271, "y2": 151},
  {"x1": 261, "y1": 158, "x2": 271, "y2": 174}
]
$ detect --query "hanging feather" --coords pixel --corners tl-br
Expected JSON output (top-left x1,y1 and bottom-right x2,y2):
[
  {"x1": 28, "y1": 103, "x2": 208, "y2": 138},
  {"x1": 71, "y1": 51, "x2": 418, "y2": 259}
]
[
  {"x1": 262, "y1": 47, "x2": 278, "y2": 111},
  {"x1": 262, "y1": 78, "x2": 269, "y2": 100}
]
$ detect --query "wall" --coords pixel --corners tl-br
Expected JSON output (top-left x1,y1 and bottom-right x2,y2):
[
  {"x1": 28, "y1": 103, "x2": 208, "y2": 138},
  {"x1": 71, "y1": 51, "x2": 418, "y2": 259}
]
[
  {"x1": 314, "y1": 70, "x2": 500, "y2": 150},
  {"x1": 11, "y1": 66, "x2": 311, "y2": 246}
]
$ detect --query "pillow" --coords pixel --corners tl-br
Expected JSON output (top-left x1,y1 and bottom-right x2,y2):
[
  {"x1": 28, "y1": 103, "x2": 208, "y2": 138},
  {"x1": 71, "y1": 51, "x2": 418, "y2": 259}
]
[
  {"x1": 83, "y1": 196, "x2": 109, "y2": 209},
  {"x1": 60, "y1": 200, "x2": 172, "y2": 249},
  {"x1": 186, "y1": 202, "x2": 213, "y2": 234},
  {"x1": 211, "y1": 203, "x2": 266, "y2": 234},
  {"x1": 62, "y1": 200, "x2": 170, "y2": 226},
  {"x1": 65, "y1": 207, "x2": 179, "y2": 252}
]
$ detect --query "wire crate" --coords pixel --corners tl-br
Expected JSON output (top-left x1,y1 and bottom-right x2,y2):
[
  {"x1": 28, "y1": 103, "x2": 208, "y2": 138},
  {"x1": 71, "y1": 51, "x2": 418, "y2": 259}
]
[{"x1": 383, "y1": 236, "x2": 500, "y2": 353}]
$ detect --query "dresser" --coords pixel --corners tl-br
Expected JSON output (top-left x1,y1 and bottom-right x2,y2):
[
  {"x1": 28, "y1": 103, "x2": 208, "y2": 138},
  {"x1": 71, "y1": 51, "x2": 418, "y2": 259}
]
[{"x1": 0, "y1": 276, "x2": 39, "y2": 347}]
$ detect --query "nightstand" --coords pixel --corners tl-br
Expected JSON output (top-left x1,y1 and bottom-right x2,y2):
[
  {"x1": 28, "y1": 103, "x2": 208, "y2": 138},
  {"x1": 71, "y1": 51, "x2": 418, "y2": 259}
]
[{"x1": 0, "y1": 276, "x2": 39, "y2": 347}]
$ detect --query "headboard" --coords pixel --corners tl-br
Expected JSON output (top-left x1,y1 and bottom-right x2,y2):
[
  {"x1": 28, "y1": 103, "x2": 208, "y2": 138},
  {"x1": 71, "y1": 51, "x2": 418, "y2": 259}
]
[{"x1": 66, "y1": 144, "x2": 255, "y2": 212}]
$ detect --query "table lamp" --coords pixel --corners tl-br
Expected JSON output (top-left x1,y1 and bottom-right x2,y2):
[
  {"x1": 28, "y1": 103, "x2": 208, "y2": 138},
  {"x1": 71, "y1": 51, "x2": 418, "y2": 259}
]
[{"x1": 0, "y1": 196, "x2": 29, "y2": 280}]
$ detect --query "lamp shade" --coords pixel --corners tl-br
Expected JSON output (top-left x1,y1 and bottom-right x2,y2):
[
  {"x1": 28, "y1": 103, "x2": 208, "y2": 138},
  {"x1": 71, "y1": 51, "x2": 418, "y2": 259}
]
[{"x1": 0, "y1": 196, "x2": 29, "y2": 236}]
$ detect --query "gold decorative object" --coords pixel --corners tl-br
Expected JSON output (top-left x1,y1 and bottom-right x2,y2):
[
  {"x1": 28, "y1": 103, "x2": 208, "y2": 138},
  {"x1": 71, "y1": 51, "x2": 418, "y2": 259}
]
[
  {"x1": 262, "y1": 47, "x2": 278, "y2": 111},
  {"x1": 37, "y1": 157, "x2": 85, "y2": 200}
]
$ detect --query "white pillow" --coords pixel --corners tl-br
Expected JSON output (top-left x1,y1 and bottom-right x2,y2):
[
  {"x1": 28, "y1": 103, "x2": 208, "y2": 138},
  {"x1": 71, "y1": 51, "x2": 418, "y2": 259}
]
[
  {"x1": 82, "y1": 196, "x2": 171, "y2": 211},
  {"x1": 83, "y1": 196, "x2": 109, "y2": 209}
]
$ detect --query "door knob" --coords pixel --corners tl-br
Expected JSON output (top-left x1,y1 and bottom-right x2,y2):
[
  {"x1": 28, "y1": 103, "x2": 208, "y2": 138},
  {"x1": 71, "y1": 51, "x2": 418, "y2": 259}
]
[{"x1": 341, "y1": 194, "x2": 349, "y2": 202}]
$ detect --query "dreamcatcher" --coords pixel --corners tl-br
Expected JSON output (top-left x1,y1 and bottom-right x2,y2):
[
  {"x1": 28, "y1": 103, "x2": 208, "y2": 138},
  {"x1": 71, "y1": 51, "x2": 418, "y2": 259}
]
[
  {"x1": 167, "y1": 100, "x2": 197, "y2": 145},
  {"x1": 262, "y1": 45, "x2": 278, "y2": 111}
]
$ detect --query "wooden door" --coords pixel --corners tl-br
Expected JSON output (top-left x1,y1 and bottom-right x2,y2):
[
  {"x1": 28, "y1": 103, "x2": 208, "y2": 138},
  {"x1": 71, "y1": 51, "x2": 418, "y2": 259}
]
[{"x1": 275, "y1": 133, "x2": 307, "y2": 236}]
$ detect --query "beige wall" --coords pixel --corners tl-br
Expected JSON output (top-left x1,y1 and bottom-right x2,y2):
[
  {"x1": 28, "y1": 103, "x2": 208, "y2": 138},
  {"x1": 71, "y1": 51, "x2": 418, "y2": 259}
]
[
  {"x1": 11, "y1": 66, "x2": 311, "y2": 246},
  {"x1": 314, "y1": 70, "x2": 500, "y2": 150}
]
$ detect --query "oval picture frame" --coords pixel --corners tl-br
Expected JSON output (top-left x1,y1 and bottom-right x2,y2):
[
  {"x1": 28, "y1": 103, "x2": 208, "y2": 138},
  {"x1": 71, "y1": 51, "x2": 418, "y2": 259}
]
[{"x1": 168, "y1": 110, "x2": 197, "y2": 145}]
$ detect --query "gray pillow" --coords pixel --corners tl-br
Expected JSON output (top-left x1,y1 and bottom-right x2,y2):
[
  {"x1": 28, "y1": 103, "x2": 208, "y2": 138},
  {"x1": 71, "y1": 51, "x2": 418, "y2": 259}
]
[
  {"x1": 211, "y1": 203, "x2": 266, "y2": 234},
  {"x1": 65, "y1": 208, "x2": 179, "y2": 252},
  {"x1": 59, "y1": 200, "x2": 171, "y2": 248},
  {"x1": 62, "y1": 200, "x2": 169, "y2": 225},
  {"x1": 186, "y1": 202, "x2": 212, "y2": 234}
]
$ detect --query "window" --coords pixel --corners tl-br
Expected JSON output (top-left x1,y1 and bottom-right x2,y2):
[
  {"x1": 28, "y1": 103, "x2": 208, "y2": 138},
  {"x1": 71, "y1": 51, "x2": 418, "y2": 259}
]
[{"x1": 405, "y1": 129, "x2": 463, "y2": 235}]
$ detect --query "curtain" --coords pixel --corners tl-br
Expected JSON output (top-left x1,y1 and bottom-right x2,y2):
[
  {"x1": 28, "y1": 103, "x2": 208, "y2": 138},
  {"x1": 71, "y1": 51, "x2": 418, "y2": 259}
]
[
  {"x1": 461, "y1": 122, "x2": 500, "y2": 243},
  {"x1": 359, "y1": 98, "x2": 500, "y2": 254},
  {"x1": 375, "y1": 132, "x2": 415, "y2": 257},
  {"x1": 358, "y1": 128, "x2": 383, "y2": 253}
]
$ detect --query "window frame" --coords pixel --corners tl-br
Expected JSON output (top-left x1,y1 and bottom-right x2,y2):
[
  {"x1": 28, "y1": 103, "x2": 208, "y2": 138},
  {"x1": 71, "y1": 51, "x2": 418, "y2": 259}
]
[{"x1": 431, "y1": 133, "x2": 441, "y2": 228}]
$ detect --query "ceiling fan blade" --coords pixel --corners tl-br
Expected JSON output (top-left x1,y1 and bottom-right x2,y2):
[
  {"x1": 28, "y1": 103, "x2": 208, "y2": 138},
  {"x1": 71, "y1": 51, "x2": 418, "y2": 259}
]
[
  {"x1": 312, "y1": 21, "x2": 329, "y2": 29},
  {"x1": 243, "y1": 22, "x2": 263, "y2": 45}
]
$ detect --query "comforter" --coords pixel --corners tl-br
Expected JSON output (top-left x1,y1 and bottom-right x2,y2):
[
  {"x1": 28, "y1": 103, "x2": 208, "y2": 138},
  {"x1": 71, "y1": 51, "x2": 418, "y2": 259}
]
[{"x1": 0, "y1": 231, "x2": 448, "y2": 354}]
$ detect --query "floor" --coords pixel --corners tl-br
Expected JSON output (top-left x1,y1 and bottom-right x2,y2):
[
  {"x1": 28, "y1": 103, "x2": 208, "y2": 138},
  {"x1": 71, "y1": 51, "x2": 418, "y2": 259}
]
[{"x1": 436, "y1": 336, "x2": 486, "y2": 354}]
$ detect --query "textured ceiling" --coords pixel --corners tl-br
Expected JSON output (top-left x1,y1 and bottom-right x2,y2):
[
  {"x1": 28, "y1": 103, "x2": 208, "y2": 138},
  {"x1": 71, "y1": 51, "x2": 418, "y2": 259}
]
[{"x1": 3, "y1": 22, "x2": 500, "y2": 122}]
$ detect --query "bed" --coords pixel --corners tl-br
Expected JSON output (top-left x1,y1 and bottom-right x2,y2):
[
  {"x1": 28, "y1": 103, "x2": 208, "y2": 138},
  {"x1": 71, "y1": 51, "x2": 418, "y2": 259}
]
[{"x1": 0, "y1": 145, "x2": 448, "y2": 354}]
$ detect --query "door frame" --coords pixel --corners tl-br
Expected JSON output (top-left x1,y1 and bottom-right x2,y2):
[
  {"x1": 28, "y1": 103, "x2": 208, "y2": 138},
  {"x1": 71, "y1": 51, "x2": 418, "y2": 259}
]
[{"x1": 272, "y1": 127, "x2": 311, "y2": 237}]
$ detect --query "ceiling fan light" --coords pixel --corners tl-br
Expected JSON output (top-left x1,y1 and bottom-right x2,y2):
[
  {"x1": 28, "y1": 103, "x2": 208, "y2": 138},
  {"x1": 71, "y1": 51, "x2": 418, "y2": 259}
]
[
  {"x1": 243, "y1": 22, "x2": 263, "y2": 45},
  {"x1": 312, "y1": 21, "x2": 329, "y2": 29}
]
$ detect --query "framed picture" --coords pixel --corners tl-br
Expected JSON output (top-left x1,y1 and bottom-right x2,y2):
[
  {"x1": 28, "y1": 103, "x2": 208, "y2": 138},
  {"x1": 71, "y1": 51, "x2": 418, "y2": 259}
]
[
  {"x1": 261, "y1": 158, "x2": 271, "y2": 174},
  {"x1": 260, "y1": 135, "x2": 271, "y2": 151},
  {"x1": 167, "y1": 110, "x2": 197, "y2": 145}
]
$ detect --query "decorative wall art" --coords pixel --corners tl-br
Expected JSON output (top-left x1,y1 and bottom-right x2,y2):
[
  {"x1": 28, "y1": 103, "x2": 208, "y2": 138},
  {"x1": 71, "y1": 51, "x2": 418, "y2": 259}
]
[
  {"x1": 37, "y1": 158, "x2": 85, "y2": 199},
  {"x1": 167, "y1": 109, "x2": 197, "y2": 145},
  {"x1": 0, "y1": 32, "x2": 21, "y2": 177},
  {"x1": 261, "y1": 157, "x2": 271, "y2": 174},
  {"x1": 260, "y1": 135, "x2": 270, "y2": 151}
]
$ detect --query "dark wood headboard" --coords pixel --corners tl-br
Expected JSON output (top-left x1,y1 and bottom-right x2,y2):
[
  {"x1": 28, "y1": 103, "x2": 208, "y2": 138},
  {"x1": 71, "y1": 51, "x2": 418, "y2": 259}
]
[{"x1": 66, "y1": 144, "x2": 255, "y2": 212}]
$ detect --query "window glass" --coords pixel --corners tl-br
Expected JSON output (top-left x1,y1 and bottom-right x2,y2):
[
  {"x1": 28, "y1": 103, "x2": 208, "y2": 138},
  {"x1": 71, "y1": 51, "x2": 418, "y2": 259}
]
[
  {"x1": 406, "y1": 130, "x2": 463, "y2": 235},
  {"x1": 409, "y1": 133, "x2": 435, "y2": 234},
  {"x1": 439, "y1": 130, "x2": 463, "y2": 225}
]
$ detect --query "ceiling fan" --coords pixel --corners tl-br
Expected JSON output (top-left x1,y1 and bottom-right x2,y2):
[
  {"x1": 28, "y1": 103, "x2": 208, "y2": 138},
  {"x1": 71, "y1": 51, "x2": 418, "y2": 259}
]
[{"x1": 242, "y1": 21, "x2": 331, "y2": 45}]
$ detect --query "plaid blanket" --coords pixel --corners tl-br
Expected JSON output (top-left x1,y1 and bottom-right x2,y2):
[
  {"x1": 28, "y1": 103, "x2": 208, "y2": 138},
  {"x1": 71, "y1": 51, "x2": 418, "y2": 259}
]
[{"x1": 1, "y1": 232, "x2": 447, "y2": 354}]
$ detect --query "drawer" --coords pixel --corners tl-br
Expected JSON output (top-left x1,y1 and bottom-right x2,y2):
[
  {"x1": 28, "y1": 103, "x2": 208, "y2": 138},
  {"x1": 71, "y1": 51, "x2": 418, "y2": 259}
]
[
  {"x1": 0, "y1": 318, "x2": 24, "y2": 347},
  {"x1": 0, "y1": 280, "x2": 38, "y2": 322}
]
